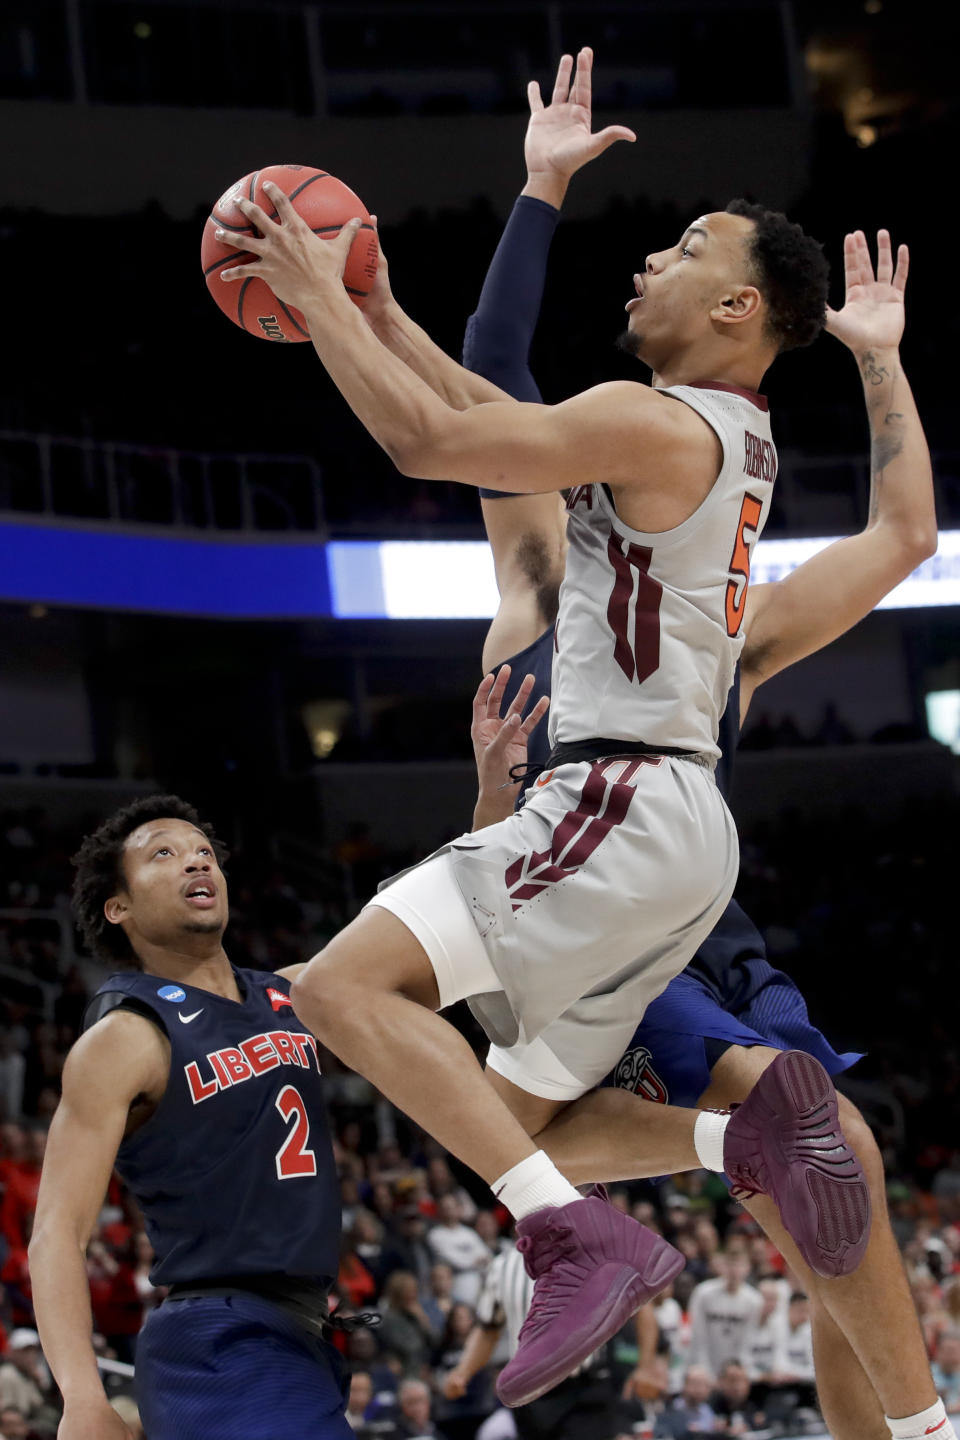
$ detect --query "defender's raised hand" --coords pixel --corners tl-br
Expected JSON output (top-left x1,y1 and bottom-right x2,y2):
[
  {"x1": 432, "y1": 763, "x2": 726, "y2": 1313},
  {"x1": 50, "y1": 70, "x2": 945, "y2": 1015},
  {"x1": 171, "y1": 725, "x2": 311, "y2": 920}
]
[
  {"x1": 471, "y1": 666, "x2": 549, "y2": 828},
  {"x1": 523, "y1": 47, "x2": 635, "y2": 207},
  {"x1": 825, "y1": 229, "x2": 908, "y2": 357}
]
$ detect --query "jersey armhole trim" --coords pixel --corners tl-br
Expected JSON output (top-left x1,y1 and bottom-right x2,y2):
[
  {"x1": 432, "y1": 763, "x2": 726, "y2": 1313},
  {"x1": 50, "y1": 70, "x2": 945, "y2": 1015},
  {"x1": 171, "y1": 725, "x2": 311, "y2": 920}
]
[
  {"x1": 83, "y1": 992, "x2": 169, "y2": 1038},
  {"x1": 591, "y1": 396, "x2": 731, "y2": 551}
]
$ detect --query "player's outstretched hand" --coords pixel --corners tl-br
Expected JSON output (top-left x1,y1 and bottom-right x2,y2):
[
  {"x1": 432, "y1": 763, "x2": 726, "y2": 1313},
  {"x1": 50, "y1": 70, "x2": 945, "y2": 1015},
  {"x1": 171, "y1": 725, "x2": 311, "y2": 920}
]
[
  {"x1": 217, "y1": 181, "x2": 362, "y2": 316},
  {"x1": 472, "y1": 666, "x2": 549, "y2": 813},
  {"x1": 825, "y1": 229, "x2": 908, "y2": 357},
  {"x1": 524, "y1": 47, "x2": 635, "y2": 204}
]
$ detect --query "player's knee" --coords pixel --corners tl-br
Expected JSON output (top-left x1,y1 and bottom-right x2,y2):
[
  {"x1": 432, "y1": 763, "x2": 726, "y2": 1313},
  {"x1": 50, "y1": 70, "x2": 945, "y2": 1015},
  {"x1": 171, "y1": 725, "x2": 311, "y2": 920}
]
[
  {"x1": 290, "y1": 946, "x2": 364, "y2": 1037},
  {"x1": 837, "y1": 1094, "x2": 883, "y2": 1191}
]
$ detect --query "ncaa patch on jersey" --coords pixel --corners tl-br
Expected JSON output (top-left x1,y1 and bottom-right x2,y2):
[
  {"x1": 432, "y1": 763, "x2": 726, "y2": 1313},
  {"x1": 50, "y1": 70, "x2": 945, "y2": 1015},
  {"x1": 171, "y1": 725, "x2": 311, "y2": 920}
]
[
  {"x1": 267, "y1": 986, "x2": 292, "y2": 1011},
  {"x1": 157, "y1": 985, "x2": 187, "y2": 1003}
]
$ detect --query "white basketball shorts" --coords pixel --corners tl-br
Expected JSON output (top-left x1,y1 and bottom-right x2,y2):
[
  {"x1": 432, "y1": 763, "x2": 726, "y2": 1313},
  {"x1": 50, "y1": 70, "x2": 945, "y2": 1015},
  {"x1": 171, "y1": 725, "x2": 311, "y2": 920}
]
[{"x1": 366, "y1": 753, "x2": 738, "y2": 1099}]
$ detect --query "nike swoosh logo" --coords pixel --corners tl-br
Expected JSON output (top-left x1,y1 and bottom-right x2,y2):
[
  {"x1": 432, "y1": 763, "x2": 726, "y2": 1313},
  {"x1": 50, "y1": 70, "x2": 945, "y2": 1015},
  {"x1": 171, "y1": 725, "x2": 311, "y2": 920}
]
[{"x1": 178, "y1": 1010, "x2": 204, "y2": 1024}]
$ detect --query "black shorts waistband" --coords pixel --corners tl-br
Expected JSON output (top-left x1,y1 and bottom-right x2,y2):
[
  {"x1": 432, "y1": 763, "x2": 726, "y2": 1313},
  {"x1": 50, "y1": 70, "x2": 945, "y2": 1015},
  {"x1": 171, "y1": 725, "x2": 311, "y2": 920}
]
[
  {"x1": 546, "y1": 737, "x2": 697, "y2": 768},
  {"x1": 165, "y1": 1275, "x2": 377, "y2": 1339}
]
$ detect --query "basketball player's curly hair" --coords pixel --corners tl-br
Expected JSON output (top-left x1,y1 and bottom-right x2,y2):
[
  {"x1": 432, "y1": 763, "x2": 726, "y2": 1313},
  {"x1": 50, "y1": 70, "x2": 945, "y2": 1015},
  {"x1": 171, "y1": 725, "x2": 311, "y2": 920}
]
[
  {"x1": 726, "y1": 199, "x2": 829, "y2": 353},
  {"x1": 71, "y1": 794, "x2": 228, "y2": 967}
]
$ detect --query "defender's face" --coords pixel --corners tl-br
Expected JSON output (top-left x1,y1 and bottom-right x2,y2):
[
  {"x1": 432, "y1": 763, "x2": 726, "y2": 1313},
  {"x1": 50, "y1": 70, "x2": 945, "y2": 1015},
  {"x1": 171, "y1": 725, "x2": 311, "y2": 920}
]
[
  {"x1": 110, "y1": 816, "x2": 229, "y2": 950},
  {"x1": 624, "y1": 211, "x2": 756, "y2": 366}
]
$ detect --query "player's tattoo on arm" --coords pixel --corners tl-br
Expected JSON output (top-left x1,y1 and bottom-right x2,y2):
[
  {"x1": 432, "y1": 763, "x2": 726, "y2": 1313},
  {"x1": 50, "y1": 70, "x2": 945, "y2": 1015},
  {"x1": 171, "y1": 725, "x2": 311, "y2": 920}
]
[
  {"x1": 864, "y1": 357, "x2": 906, "y2": 522},
  {"x1": 861, "y1": 350, "x2": 890, "y2": 386}
]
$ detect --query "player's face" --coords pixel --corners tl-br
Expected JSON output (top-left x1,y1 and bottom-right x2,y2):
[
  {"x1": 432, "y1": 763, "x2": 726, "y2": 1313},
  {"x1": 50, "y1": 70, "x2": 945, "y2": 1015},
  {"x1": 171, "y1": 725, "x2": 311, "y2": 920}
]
[
  {"x1": 111, "y1": 817, "x2": 229, "y2": 951},
  {"x1": 622, "y1": 211, "x2": 757, "y2": 368}
]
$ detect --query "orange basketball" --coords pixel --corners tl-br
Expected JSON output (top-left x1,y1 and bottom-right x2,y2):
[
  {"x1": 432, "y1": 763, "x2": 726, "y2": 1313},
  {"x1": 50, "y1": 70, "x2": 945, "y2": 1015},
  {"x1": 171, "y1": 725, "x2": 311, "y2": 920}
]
[{"x1": 201, "y1": 163, "x2": 379, "y2": 342}]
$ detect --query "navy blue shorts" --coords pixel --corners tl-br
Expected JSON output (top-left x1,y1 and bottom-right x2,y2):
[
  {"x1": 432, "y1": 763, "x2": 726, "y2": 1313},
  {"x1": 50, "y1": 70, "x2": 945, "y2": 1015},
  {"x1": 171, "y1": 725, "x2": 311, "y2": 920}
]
[
  {"x1": 136, "y1": 1292, "x2": 352, "y2": 1440},
  {"x1": 606, "y1": 960, "x2": 863, "y2": 1111}
]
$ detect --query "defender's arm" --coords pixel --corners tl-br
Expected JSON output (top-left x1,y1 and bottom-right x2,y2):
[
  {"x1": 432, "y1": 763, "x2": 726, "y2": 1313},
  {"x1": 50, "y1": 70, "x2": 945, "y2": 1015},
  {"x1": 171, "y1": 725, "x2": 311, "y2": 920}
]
[
  {"x1": 740, "y1": 231, "x2": 935, "y2": 712},
  {"x1": 29, "y1": 1012, "x2": 168, "y2": 1440}
]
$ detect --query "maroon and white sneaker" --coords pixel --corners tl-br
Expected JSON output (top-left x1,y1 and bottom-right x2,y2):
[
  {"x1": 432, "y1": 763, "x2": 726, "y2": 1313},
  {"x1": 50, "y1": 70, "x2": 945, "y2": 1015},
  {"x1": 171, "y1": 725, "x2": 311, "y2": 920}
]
[
  {"x1": 495, "y1": 1195, "x2": 683, "y2": 1408},
  {"x1": 724, "y1": 1049, "x2": 871, "y2": 1278}
]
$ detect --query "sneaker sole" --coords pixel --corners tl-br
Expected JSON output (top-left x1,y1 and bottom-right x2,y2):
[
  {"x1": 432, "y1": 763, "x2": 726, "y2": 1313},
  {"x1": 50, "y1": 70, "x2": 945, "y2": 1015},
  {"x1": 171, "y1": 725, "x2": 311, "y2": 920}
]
[
  {"x1": 496, "y1": 1238, "x2": 684, "y2": 1407},
  {"x1": 734, "y1": 1050, "x2": 870, "y2": 1278}
]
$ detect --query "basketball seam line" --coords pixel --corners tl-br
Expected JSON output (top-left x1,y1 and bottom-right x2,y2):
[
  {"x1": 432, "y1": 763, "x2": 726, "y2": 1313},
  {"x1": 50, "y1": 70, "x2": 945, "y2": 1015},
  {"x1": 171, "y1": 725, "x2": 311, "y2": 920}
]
[
  {"x1": 237, "y1": 275, "x2": 252, "y2": 330},
  {"x1": 311, "y1": 223, "x2": 375, "y2": 234},
  {"x1": 203, "y1": 253, "x2": 251, "y2": 277},
  {"x1": 287, "y1": 172, "x2": 331, "y2": 201},
  {"x1": 277, "y1": 297, "x2": 310, "y2": 338},
  {"x1": 208, "y1": 217, "x2": 255, "y2": 233}
]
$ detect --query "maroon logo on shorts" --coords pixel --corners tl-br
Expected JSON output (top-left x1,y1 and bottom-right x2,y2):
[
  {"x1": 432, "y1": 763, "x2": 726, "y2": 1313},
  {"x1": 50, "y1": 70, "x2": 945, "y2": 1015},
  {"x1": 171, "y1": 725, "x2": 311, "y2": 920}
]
[
  {"x1": 613, "y1": 1045, "x2": 669, "y2": 1105},
  {"x1": 504, "y1": 764, "x2": 640, "y2": 911}
]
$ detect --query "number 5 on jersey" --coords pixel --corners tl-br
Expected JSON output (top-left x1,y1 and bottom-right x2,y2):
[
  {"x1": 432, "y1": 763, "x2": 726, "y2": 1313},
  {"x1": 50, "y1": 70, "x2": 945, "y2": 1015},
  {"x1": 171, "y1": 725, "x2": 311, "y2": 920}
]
[
  {"x1": 725, "y1": 493, "x2": 764, "y2": 637},
  {"x1": 275, "y1": 1084, "x2": 318, "y2": 1179}
]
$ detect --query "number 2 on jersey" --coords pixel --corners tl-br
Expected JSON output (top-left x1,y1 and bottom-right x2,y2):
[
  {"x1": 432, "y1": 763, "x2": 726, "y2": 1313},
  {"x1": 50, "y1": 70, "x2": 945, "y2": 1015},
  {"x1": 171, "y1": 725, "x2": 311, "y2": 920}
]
[
  {"x1": 274, "y1": 1084, "x2": 318, "y2": 1179},
  {"x1": 725, "y1": 493, "x2": 764, "y2": 636}
]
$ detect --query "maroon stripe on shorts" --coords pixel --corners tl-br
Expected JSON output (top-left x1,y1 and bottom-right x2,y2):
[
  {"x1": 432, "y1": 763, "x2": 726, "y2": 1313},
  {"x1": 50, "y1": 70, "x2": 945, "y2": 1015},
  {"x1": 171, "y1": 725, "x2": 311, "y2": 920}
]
[{"x1": 506, "y1": 759, "x2": 654, "y2": 910}]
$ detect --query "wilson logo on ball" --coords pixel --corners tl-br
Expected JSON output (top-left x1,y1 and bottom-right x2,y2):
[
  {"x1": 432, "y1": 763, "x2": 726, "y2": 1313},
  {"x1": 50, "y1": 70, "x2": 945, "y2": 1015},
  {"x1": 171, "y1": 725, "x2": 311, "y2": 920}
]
[
  {"x1": 201, "y1": 162, "x2": 379, "y2": 343},
  {"x1": 257, "y1": 315, "x2": 287, "y2": 341}
]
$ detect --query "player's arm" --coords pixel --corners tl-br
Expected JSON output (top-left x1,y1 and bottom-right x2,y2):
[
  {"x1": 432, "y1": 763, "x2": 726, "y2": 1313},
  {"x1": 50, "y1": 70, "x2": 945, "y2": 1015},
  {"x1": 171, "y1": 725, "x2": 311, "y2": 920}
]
[
  {"x1": 361, "y1": 241, "x2": 507, "y2": 412},
  {"x1": 468, "y1": 52, "x2": 632, "y2": 663},
  {"x1": 442, "y1": 1320, "x2": 503, "y2": 1399},
  {"x1": 623, "y1": 1303, "x2": 664, "y2": 1401},
  {"x1": 28, "y1": 1012, "x2": 169, "y2": 1440},
  {"x1": 217, "y1": 214, "x2": 698, "y2": 500},
  {"x1": 360, "y1": 47, "x2": 633, "y2": 427},
  {"x1": 740, "y1": 230, "x2": 936, "y2": 711}
]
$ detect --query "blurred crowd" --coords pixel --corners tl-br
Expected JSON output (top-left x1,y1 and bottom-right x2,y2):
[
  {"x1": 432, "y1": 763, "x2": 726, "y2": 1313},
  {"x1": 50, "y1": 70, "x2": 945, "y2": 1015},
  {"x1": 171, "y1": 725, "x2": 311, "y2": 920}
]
[{"x1": 2, "y1": 785, "x2": 960, "y2": 1438}]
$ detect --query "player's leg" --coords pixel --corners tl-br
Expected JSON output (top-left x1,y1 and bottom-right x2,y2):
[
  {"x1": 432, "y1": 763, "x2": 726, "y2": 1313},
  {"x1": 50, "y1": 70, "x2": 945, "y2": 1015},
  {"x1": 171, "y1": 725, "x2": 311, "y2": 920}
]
[
  {"x1": 292, "y1": 903, "x2": 554, "y2": 1186},
  {"x1": 809, "y1": 1299, "x2": 889, "y2": 1440},
  {"x1": 701, "y1": 1046, "x2": 945, "y2": 1438},
  {"x1": 502, "y1": 1074, "x2": 701, "y2": 1178}
]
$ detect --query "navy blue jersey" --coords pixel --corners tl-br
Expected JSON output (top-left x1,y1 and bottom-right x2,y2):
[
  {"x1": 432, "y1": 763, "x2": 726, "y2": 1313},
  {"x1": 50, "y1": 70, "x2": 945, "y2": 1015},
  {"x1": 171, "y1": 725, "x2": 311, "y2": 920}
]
[{"x1": 84, "y1": 966, "x2": 340, "y2": 1288}]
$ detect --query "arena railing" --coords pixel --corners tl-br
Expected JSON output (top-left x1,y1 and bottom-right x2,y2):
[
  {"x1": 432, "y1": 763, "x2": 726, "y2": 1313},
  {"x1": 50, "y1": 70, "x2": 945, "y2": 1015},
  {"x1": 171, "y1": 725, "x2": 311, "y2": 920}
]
[{"x1": 4, "y1": 428, "x2": 957, "y2": 539}]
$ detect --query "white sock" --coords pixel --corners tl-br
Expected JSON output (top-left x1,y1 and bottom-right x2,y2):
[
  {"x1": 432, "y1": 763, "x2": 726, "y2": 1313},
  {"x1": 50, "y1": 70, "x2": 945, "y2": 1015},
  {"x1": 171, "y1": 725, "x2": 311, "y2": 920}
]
[
  {"x1": 886, "y1": 1401, "x2": 955, "y2": 1440},
  {"x1": 492, "y1": 1150, "x2": 583, "y2": 1221},
  {"x1": 693, "y1": 1110, "x2": 730, "y2": 1173}
]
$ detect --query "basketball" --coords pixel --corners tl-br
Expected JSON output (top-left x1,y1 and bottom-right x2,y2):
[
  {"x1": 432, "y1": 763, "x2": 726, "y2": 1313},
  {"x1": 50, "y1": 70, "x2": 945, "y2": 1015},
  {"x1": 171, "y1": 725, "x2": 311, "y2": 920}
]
[{"x1": 200, "y1": 163, "x2": 379, "y2": 342}]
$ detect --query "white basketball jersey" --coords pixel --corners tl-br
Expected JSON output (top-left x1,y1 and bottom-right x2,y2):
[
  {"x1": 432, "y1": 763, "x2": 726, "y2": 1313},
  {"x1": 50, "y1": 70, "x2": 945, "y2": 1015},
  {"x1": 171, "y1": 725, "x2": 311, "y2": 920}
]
[{"x1": 549, "y1": 381, "x2": 777, "y2": 759}]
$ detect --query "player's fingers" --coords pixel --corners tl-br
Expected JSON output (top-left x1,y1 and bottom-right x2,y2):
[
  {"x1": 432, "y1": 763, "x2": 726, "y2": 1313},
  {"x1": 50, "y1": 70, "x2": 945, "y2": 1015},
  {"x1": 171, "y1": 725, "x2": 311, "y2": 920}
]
[
  {"x1": 215, "y1": 225, "x2": 265, "y2": 254},
  {"x1": 219, "y1": 261, "x2": 259, "y2": 282},
  {"x1": 504, "y1": 673, "x2": 537, "y2": 719},
  {"x1": 853, "y1": 229, "x2": 873, "y2": 287},
  {"x1": 527, "y1": 79, "x2": 544, "y2": 114},
  {"x1": 876, "y1": 228, "x2": 894, "y2": 286},
  {"x1": 571, "y1": 45, "x2": 592, "y2": 110},
  {"x1": 588, "y1": 126, "x2": 637, "y2": 155},
  {"x1": 486, "y1": 664, "x2": 511, "y2": 715},
  {"x1": 236, "y1": 195, "x2": 280, "y2": 235},
  {"x1": 841, "y1": 232, "x2": 859, "y2": 295},
  {"x1": 330, "y1": 216, "x2": 363, "y2": 257},
  {"x1": 519, "y1": 695, "x2": 550, "y2": 736},
  {"x1": 261, "y1": 181, "x2": 304, "y2": 228},
  {"x1": 472, "y1": 673, "x2": 497, "y2": 715},
  {"x1": 486, "y1": 712, "x2": 523, "y2": 754},
  {"x1": 893, "y1": 242, "x2": 909, "y2": 293},
  {"x1": 551, "y1": 53, "x2": 573, "y2": 106}
]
